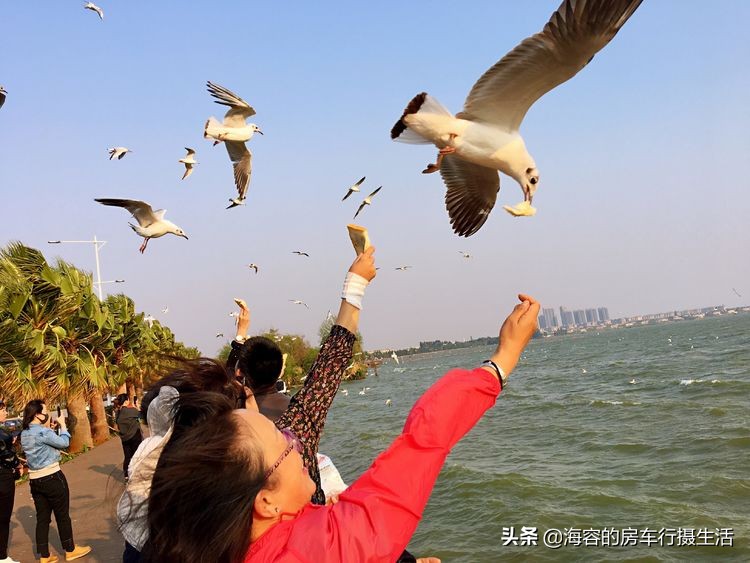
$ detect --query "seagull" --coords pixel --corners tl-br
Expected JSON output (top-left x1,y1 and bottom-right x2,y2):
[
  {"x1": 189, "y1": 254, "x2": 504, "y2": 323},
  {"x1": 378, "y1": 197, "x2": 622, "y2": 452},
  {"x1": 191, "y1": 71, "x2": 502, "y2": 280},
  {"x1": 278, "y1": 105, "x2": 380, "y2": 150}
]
[
  {"x1": 108, "y1": 147, "x2": 132, "y2": 160},
  {"x1": 289, "y1": 300, "x2": 310, "y2": 309},
  {"x1": 732, "y1": 287, "x2": 742, "y2": 298},
  {"x1": 229, "y1": 311, "x2": 239, "y2": 318},
  {"x1": 216, "y1": 332, "x2": 224, "y2": 338},
  {"x1": 178, "y1": 147, "x2": 197, "y2": 180},
  {"x1": 629, "y1": 378, "x2": 637, "y2": 385},
  {"x1": 203, "y1": 82, "x2": 262, "y2": 209},
  {"x1": 358, "y1": 389, "x2": 366, "y2": 396},
  {"x1": 385, "y1": 399, "x2": 392, "y2": 407},
  {"x1": 391, "y1": 0, "x2": 643, "y2": 236},
  {"x1": 395, "y1": 265, "x2": 412, "y2": 271},
  {"x1": 144, "y1": 314, "x2": 155, "y2": 328},
  {"x1": 581, "y1": 368, "x2": 587, "y2": 374},
  {"x1": 162, "y1": 306, "x2": 169, "y2": 314},
  {"x1": 94, "y1": 198, "x2": 188, "y2": 253},
  {"x1": 341, "y1": 389, "x2": 349, "y2": 396},
  {"x1": 83, "y1": 2, "x2": 104, "y2": 20},
  {"x1": 292, "y1": 251, "x2": 310, "y2": 257},
  {"x1": 391, "y1": 351, "x2": 400, "y2": 365},
  {"x1": 353, "y1": 186, "x2": 382, "y2": 219},
  {"x1": 458, "y1": 251, "x2": 472, "y2": 259},
  {"x1": 247, "y1": 263, "x2": 259, "y2": 274},
  {"x1": 0, "y1": 86, "x2": 6, "y2": 109},
  {"x1": 342, "y1": 176, "x2": 366, "y2": 201}
]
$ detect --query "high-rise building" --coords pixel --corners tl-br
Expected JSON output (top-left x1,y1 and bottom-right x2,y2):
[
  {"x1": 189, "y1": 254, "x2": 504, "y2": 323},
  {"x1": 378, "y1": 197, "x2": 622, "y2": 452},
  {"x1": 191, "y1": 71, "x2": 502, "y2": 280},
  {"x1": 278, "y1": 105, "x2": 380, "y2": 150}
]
[
  {"x1": 542, "y1": 307, "x2": 558, "y2": 328},
  {"x1": 598, "y1": 307, "x2": 610, "y2": 322},
  {"x1": 585, "y1": 308, "x2": 599, "y2": 325},
  {"x1": 538, "y1": 314, "x2": 548, "y2": 330},
  {"x1": 573, "y1": 310, "x2": 586, "y2": 326}
]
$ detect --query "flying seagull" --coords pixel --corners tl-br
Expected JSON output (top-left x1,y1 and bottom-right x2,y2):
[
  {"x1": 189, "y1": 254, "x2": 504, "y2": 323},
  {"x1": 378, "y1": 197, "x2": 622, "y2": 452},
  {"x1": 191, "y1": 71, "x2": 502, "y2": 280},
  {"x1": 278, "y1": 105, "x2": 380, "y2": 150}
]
[
  {"x1": 289, "y1": 300, "x2": 310, "y2": 309},
  {"x1": 83, "y1": 2, "x2": 104, "y2": 20},
  {"x1": 216, "y1": 332, "x2": 224, "y2": 338},
  {"x1": 353, "y1": 186, "x2": 383, "y2": 219},
  {"x1": 391, "y1": 0, "x2": 643, "y2": 236},
  {"x1": 108, "y1": 147, "x2": 132, "y2": 160},
  {"x1": 0, "y1": 86, "x2": 6, "y2": 110},
  {"x1": 247, "y1": 263, "x2": 259, "y2": 274},
  {"x1": 292, "y1": 251, "x2": 310, "y2": 257},
  {"x1": 732, "y1": 287, "x2": 742, "y2": 298},
  {"x1": 203, "y1": 81, "x2": 262, "y2": 209},
  {"x1": 162, "y1": 306, "x2": 169, "y2": 314},
  {"x1": 391, "y1": 351, "x2": 400, "y2": 365},
  {"x1": 342, "y1": 176, "x2": 366, "y2": 201},
  {"x1": 179, "y1": 147, "x2": 197, "y2": 180},
  {"x1": 144, "y1": 314, "x2": 155, "y2": 328},
  {"x1": 395, "y1": 265, "x2": 412, "y2": 271},
  {"x1": 94, "y1": 198, "x2": 188, "y2": 253},
  {"x1": 459, "y1": 251, "x2": 472, "y2": 258},
  {"x1": 229, "y1": 311, "x2": 239, "y2": 318}
]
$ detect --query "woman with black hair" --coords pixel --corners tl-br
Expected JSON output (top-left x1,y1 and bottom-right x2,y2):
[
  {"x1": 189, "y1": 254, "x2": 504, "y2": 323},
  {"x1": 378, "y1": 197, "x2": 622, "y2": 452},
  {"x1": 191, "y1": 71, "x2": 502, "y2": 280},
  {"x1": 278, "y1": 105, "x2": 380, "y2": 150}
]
[
  {"x1": 112, "y1": 394, "x2": 143, "y2": 480},
  {"x1": 20, "y1": 400, "x2": 91, "y2": 562},
  {"x1": 0, "y1": 399, "x2": 22, "y2": 563},
  {"x1": 145, "y1": 295, "x2": 540, "y2": 562}
]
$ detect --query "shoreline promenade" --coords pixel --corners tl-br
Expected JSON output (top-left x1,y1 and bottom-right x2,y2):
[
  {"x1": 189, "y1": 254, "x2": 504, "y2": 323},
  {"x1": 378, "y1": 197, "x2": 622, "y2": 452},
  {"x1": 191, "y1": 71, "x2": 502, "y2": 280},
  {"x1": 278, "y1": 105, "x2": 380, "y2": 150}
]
[{"x1": 9, "y1": 438, "x2": 124, "y2": 562}]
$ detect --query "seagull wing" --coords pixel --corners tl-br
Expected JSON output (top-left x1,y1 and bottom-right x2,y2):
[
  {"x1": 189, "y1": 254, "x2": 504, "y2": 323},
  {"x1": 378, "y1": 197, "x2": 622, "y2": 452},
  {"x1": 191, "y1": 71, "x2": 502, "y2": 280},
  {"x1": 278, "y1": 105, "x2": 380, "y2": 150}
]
[
  {"x1": 342, "y1": 176, "x2": 366, "y2": 201},
  {"x1": 93, "y1": 4, "x2": 104, "y2": 19},
  {"x1": 206, "y1": 81, "x2": 256, "y2": 127},
  {"x1": 353, "y1": 201, "x2": 367, "y2": 220},
  {"x1": 94, "y1": 198, "x2": 158, "y2": 227},
  {"x1": 440, "y1": 155, "x2": 500, "y2": 237},
  {"x1": 225, "y1": 141, "x2": 252, "y2": 201},
  {"x1": 0, "y1": 89, "x2": 6, "y2": 110},
  {"x1": 367, "y1": 185, "x2": 383, "y2": 199},
  {"x1": 185, "y1": 147, "x2": 195, "y2": 156},
  {"x1": 460, "y1": 0, "x2": 643, "y2": 131}
]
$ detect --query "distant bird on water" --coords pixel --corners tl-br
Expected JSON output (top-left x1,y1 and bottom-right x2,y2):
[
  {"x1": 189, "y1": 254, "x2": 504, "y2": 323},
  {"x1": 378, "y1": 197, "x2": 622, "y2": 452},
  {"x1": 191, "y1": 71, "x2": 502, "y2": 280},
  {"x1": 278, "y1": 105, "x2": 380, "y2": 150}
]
[
  {"x1": 342, "y1": 176, "x2": 366, "y2": 201},
  {"x1": 353, "y1": 186, "x2": 383, "y2": 219},
  {"x1": 292, "y1": 251, "x2": 310, "y2": 257},
  {"x1": 0, "y1": 86, "x2": 6, "y2": 109},
  {"x1": 94, "y1": 198, "x2": 188, "y2": 253},
  {"x1": 289, "y1": 300, "x2": 310, "y2": 309},
  {"x1": 179, "y1": 148, "x2": 197, "y2": 180},
  {"x1": 83, "y1": 2, "x2": 104, "y2": 20},
  {"x1": 203, "y1": 81, "x2": 262, "y2": 209},
  {"x1": 391, "y1": 0, "x2": 644, "y2": 236},
  {"x1": 247, "y1": 263, "x2": 259, "y2": 274},
  {"x1": 108, "y1": 147, "x2": 132, "y2": 160}
]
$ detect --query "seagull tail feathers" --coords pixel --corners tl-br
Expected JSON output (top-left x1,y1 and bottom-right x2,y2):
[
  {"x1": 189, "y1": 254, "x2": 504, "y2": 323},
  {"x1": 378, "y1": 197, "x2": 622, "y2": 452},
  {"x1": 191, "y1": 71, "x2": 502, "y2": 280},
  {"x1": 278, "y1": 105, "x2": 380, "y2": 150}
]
[
  {"x1": 204, "y1": 117, "x2": 222, "y2": 140},
  {"x1": 391, "y1": 92, "x2": 449, "y2": 144}
]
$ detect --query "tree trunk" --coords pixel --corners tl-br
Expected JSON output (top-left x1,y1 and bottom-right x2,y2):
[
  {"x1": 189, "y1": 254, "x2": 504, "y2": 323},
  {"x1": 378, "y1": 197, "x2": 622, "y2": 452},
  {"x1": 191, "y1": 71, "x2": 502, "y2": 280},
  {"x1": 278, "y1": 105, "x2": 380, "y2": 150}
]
[
  {"x1": 66, "y1": 390, "x2": 93, "y2": 453},
  {"x1": 89, "y1": 393, "x2": 109, "y2": 445}
]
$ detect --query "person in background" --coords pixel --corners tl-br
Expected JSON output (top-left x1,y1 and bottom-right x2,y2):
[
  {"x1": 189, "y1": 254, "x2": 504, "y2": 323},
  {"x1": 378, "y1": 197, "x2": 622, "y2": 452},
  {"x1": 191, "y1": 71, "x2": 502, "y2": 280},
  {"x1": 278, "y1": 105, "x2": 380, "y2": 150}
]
[
  {"x1": 145, "y1": 294, "x2": 539, "y2": 562},
  {"x1": 0, "y1": 400, "x2": 22, "y2": 563},
  {"x1": 113, "y1": 394, "x2": 143, "y2": 480},
  {"x1": 20, "y1": 400, "x2": 91, "y2": 562}
]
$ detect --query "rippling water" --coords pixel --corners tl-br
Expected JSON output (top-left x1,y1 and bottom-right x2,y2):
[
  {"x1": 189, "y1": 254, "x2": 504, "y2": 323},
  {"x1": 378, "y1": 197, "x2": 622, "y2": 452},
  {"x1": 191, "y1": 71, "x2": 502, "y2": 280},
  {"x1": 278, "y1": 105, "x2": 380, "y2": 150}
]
[{"x1": 320, "y1": 314, "x2": 750, "y2": 562}]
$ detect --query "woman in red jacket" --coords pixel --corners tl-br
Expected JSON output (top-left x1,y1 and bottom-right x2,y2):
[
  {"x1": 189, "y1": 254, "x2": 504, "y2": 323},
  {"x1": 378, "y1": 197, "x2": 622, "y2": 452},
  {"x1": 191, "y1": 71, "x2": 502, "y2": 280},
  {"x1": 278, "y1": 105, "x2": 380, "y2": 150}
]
[{"x1": 145, "y1": 294, "x2": 539, "y2": 562}]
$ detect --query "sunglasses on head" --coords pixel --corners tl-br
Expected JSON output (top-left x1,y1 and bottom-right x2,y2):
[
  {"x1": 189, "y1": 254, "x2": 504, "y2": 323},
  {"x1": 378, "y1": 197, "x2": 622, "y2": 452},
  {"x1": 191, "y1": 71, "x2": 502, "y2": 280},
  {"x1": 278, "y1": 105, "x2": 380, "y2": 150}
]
[{"x1": 264, "y1": 428, "x2": 302, "y2": 480}]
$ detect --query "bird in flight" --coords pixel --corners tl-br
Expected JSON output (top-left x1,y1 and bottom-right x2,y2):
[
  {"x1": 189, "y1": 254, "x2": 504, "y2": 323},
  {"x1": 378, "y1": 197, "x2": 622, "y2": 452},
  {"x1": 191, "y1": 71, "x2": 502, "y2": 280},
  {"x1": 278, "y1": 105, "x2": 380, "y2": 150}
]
[
  {"x1": 292, "y1": 251, "x2": 310, "y2": 257},
  {"x1": 353, "y1": 186, "x2": 383, "y2": 219},
  {"x1": 179, "y1": 148, "x2": 197, "y2": 180},
  {"x1": 342, "y1": 176, "x2": 366, "y2": 201},
  {"x1": 289, "y1": 300, "x2": 310, "y2": 309},
  {"x1": 108, "y1": 147, "x2": 132, "y2": 160},
  {"x1": 391, "y1": 0, "x2": 643, "y2": 236},
  {"x1": 458, "y1": 251, "x2": 472, "y2": 258},
  {"x1": 94, "y1": 198, "x2": 188, "y2": 253},
  {"x1": 229, "y1": 311, "x2": 239, "y2": 318},
  {"x1": 203, "y1": 82, "x2": 262, "y2": 209},
  {"x1": 395, "y1": 265, "x2": 412, "y2": 271},
  {"x1": 0, "y1": 86, "x2": 6, "y2": 109},
  {"x1": 144, "y1": 314, "x2": 155, "y2": 328},
  {"x1": 391, "y1": 351, "x2": 400, "y2": 365},
  {"x1": 216, "y1": 332, "x2": 224, "y2": 338},
  {"x1": 162, "y1": 306, "x2": 169, "y2": 314},
  {"x1": 83, "y1": 2, "x2": 104, "y2": 20},
  {"x1": 247, "y1": 263, "x2": 259, "y2": 274},
  {"x1": 732, "y1": 288, "x2": 742, "y2": 298}
]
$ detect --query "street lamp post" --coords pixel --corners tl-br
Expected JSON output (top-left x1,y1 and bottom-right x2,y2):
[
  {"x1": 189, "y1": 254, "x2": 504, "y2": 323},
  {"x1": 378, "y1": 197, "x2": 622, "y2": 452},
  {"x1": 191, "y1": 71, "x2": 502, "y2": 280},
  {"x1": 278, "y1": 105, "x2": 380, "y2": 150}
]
[{"x1": 47, "y1": 236, "x2": 124, "y2": 300}]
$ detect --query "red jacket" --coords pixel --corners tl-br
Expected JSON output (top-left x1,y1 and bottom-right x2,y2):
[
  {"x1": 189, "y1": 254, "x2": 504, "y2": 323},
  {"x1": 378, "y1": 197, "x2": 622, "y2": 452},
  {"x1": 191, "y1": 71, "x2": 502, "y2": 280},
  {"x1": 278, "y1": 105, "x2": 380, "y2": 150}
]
[{"x1": 245, "y1": 367, "x2": 501, "y2": 562}]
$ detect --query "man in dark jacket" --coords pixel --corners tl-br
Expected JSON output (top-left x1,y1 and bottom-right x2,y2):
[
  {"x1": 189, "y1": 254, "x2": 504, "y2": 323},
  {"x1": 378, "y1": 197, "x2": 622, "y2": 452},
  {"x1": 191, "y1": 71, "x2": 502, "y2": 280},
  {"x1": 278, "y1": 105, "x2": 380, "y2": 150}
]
[{"x1": 113, "y1": 394, "x2": 142, "y2": 479}]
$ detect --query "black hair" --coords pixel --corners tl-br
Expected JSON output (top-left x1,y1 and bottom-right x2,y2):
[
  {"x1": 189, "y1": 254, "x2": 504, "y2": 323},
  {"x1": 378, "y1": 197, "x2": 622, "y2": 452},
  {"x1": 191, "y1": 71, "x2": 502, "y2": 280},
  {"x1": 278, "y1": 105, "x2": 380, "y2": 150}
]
[
  {"x1": 114, "y1": 393, "x2": 129, "y2": 407},
  {"x1": 236, "y1": 337, "x2": 283, "y2": 390},
  {"x1": 144, "y1": 390, "x2": 265, "y2": 563},
  {"x1": 22, "y1": 399, "x2": 45, "y2": 430}
]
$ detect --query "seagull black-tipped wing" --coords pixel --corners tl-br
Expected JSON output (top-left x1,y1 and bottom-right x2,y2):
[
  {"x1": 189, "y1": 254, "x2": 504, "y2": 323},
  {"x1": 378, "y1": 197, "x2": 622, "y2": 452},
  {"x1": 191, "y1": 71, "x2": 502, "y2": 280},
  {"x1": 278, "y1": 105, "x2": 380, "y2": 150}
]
[
  {"x1": 342, "y1": 176, "x2": 366, "y2": 201},
  {"x1": 94, "y1": 198, "x2": 158, "y2": 227},
  {"x1": 460, "y1": 0, "x2": 643, "y2": 131},
  {"x1": 225, "y1": 141, "x2": 252, "y2": 201},
  {"x1": 206, "y1": 81, "x2": 256, "y2": 126}
]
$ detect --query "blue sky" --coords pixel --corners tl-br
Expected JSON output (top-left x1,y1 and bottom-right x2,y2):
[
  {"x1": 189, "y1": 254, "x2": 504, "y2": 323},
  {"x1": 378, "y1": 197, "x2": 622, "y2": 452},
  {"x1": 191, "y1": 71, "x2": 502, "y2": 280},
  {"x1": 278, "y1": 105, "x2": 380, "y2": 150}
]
[{"x1": 1, "y1": 1, "x2": 748, "y2": 354}]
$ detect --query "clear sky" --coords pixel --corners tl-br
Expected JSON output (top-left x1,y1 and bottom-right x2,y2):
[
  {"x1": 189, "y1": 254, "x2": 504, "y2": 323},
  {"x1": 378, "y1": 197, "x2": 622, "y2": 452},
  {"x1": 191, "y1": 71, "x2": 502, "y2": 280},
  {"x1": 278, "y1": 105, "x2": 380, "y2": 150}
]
[{"x1": 1, "y1": 1, "x2": 749, "y2": 354}]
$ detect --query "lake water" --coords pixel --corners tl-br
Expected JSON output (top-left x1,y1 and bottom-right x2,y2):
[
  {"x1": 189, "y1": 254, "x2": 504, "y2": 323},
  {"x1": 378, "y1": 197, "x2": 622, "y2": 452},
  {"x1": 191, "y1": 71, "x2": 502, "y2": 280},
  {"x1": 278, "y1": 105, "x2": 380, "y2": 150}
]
[{"x1": 320, "y1": 314, "x2": 750, "y2": 562}]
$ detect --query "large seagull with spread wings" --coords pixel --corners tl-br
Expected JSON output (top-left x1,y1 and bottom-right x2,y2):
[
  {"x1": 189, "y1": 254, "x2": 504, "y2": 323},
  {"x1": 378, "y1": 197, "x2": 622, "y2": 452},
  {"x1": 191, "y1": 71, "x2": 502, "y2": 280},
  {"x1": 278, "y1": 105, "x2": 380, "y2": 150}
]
[
  {"x1": 204, "y1": 81, "x2": 263, "y2": 209},
  {"x1": 391, "y1": 0, "x2": 644, "y2": 236}
]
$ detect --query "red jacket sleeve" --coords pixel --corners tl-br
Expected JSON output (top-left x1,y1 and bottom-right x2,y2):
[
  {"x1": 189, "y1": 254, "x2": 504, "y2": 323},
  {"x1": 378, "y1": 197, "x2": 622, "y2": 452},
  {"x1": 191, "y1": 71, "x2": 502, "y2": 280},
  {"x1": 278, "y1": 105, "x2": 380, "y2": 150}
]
[{"x1": 247, "y1": 367, "x2": 501, "y2": 562}]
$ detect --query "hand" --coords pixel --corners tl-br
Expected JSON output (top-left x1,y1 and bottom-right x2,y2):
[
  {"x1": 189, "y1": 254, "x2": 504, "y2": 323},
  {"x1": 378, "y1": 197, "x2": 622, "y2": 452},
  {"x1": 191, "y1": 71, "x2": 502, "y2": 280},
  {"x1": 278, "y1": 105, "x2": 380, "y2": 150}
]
[
  {"x1": 491, "y1": 293, "x2": 540, "y2": 376},
  {"x1": 416, "y1": 558, "x2": 441, "y2": 563},
  {"x1": 348, "y1": 246, "x2": 376, "y2": 282},
  {"x1": 325, "y1": 493, "x2": 340, "y2": 506},
  {"x1": 57, "y1": 416, "x2": 67, "y2": 431},
  {"x1": 235, "y1": 299, "x2": 250, "y2": 338}
]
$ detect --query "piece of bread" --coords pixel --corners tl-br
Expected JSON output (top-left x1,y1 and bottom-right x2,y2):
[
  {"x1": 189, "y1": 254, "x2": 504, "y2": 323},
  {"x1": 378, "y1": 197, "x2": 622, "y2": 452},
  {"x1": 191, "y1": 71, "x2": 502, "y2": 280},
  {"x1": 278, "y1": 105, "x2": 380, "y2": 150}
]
[{"x1": 347, "y1": 224, "x2": 371, "y2": 255}]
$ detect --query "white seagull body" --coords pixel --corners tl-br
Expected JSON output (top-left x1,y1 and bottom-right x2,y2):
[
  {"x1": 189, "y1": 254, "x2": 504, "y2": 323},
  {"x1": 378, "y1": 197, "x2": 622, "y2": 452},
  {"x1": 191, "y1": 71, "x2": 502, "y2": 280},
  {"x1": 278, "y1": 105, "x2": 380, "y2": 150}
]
[
  {"x1": 353, "y1": 186, "x2": 382, "y2": 219},
  {"x1": 391, "y1": 0, "x2": 643, "y2": 236},
  {"x1": 179, "y1": 147, "x2": 197, "y2": 180},
  {"x1": 391, "y1": 351, "x2": 400, "y2": 365},
  {"x1": 289, "y1": 300, "x2": 310, "y2": 309},
  {"x1": 162, "y1": 306, "x2": 169, "y2": 314},
  {"x1": 342, "y1": 176, "x2": 366, "y2": 201},
  {"x1": 459, "y1": 251, "x2": 472, "y2": 259},
  {"x1": 144, "y1": 314, "x2": 155, "y2": 328},
  {"x1": 83, "y1": 2, "x2": 104, "y2": 20},
  {"x1": 204, "y1": 81, "x2": 262, "y2": 209},
  {"x1": 94, "y1": 198, "x2": 188, "y2": 253},
  {"x1": 108, "y1": 147, "x2": 132, "y2": 160},
  {"x1": 0, "y1": 86, "x2": 6, "y2": 109}
]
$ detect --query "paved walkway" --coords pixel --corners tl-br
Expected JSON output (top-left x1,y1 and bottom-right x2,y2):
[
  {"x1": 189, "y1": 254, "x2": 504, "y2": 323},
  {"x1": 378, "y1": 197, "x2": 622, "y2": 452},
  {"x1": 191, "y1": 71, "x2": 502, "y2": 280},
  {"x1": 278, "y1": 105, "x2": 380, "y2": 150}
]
[{"x1": 9, "y1": 438, "x2": 125, "y2": 563}]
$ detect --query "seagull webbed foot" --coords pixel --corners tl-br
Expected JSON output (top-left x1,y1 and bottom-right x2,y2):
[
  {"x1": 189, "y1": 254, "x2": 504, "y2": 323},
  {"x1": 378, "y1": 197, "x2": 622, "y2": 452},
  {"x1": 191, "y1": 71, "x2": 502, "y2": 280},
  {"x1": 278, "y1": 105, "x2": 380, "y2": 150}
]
[{"x1": 422, "y1": 163, "x2": 440, "y2": 174}]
